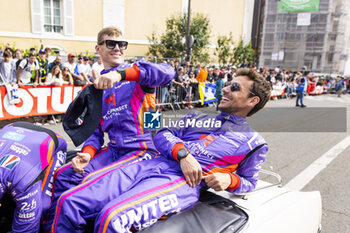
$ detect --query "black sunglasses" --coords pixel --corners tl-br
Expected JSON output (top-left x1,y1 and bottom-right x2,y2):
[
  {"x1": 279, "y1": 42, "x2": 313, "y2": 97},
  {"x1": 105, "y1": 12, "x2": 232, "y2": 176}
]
[
  {"x1": 231, "y1": 82, "x2": 255, "y2": 96},
  {"x1": 99, "y1": 40, "x2": 128, "y2": 50}
]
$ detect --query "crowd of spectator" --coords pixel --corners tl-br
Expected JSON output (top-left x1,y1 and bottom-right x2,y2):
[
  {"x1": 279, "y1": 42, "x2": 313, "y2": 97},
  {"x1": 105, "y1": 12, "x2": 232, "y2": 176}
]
[
  {"x1": 0, "y1": 43, "x2": 104, "y2": 88},
  {"x1": 1, "y1": 43, "x2": 350, "y2": 118},
  {"x1": 157, "y1": 59, "x2": 350, "y2": 111},
  {"x1": 0, "y1": 43, "x2": 105, "y2": 124}
]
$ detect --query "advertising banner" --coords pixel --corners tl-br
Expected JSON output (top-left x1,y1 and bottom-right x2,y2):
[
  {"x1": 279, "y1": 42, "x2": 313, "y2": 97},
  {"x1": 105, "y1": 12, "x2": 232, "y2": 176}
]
[
  {"x1": 308, "y1": 84, "x2": 324, "y2": 95},
  {"x1": 0, "y1": 85, "x2": 85, "y2": 120},
  {"x1": 270, "y1": 85, "x2": 286, "y2": 98},
  {"x1": 297, "y1": 12, "x2": 311, "y2": 26},
  {"x1": 198, "y1": 83, "x2": 217, "y2": 105},
  {"x1": 278, "y1": 0, "x2": 320, "y2": 12}
]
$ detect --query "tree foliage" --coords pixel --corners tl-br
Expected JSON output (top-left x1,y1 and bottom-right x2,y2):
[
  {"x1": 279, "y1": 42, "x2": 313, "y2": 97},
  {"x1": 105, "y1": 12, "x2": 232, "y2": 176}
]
[
  {"x1": 147, "y1": 12, "x2": 211, "y2": 63},
  {"x1": 215, "y1": 32, "x2": 234, "y2": 66},
  {"x1": 230, "y1": 40, "x2": 256, "y2": 66}
]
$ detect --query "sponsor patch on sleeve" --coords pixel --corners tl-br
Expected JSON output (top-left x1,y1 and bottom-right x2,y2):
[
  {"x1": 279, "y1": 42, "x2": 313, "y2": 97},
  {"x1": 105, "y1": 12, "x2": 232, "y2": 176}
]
[
  {"x1": 0, "y1": 154, "x2": 21, "y2": 170},
  {"x1": 2, "y1": 131, "x2": 25, "y2": 142}
]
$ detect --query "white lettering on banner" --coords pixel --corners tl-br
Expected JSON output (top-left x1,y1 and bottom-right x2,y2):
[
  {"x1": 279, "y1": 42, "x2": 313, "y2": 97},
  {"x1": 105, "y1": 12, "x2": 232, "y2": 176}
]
[
  {"x1": 310, "y1": 86, "x2": 324, "y2": 95},
  {"x1": 51, "y1": 86, "x2": 73, "y2": 112},
  {"x1": 270, "y1": 85, "x2": 286, "y2": 97},
  {"x1": 0, "y1": 85, "x2": 84, "y2": 120},
  {"x1": 4, "y1": 89, "x2": 33, "y2": 116},
  {"x1": 112, "y1": 194, "x2": 180, "y2": 232},
  {"x1": 28, "y1": 88, "x2": 51, "y2": 113}
]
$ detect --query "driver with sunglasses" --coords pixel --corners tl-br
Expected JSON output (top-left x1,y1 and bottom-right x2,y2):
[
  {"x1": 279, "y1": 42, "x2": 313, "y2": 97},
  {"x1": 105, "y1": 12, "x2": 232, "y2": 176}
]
[
  {"x1": 47, "y1": 68, "x2": 272, "y2": 233},
  {"x1": 44, "y1": 27, "x2": 174, "y2": 232}
]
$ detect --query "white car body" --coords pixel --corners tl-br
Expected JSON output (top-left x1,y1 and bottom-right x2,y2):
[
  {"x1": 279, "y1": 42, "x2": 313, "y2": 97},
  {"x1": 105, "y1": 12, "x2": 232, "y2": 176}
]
[{"x1": 213, "y1": 170, "x2": 322, "y2": 233}]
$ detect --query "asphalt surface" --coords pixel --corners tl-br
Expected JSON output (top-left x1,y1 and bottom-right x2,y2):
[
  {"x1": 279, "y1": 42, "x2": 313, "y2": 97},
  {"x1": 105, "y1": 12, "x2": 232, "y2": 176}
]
[{"x1": 1, "y1": 93, "x2": 349, "y2": 232}]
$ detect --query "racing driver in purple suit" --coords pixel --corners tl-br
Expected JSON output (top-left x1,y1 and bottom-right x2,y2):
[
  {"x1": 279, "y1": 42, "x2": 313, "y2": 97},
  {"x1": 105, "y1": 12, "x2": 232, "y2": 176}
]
[
  {"x1": 44, "y1": 27, "x2": 174, "y2": 232},
  {"x1": 48, "y1": 68, "x2": 271, "y2": 233},
  {"x1": 0, "y1": 122, "x2": 67, "y2": 233}
]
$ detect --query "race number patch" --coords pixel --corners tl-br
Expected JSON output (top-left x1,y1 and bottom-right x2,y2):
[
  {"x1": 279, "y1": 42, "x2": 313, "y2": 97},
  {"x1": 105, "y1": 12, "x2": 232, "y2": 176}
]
[{"x1": 0, "y1": 154, "x2": 21, "y2": 170}]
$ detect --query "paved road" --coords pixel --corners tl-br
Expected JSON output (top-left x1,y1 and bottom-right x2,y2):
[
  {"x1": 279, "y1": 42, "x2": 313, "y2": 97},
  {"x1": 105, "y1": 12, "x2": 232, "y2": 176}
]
[
  {"x1": 2, "y1": 93, "x2": 349, "y2": 232},
  {"x1": 255, "y1": 94, "x2": 350, "y2": 233}
]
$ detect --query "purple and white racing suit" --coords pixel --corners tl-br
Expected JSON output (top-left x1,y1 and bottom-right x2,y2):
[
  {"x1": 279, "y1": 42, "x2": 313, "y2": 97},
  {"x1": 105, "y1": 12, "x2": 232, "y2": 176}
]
[
  {"x1": 45, "y1": 60, "x2": 174, "y2": 232},
  {"x1": 0, "y1": 123, "x2": 67, "y2": 233},
  {"x1": 49, "y1": 110, "x2": 268, "y2": 233}
]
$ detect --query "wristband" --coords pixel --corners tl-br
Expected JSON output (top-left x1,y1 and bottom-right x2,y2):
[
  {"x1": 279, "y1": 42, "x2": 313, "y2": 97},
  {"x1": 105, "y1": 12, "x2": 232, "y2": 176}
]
[{"x1": 116, "y1": 68, "x2": 126, "y2": 81}]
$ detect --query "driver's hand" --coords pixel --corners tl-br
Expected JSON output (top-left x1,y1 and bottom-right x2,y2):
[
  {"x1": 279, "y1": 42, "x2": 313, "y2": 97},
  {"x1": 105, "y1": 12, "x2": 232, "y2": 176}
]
[
  {"x1": 94, "y1": 71, "x2": 121, "y2": 89},
  {"x1": 180, "y1": 154, "x2": 202, "y2": 187},
  {"x1": 71, "y1": 152, "x2": 91, "y2": 174},
  {"x1": 203, "y1": 173, "x2": 231, "y2": 191}
]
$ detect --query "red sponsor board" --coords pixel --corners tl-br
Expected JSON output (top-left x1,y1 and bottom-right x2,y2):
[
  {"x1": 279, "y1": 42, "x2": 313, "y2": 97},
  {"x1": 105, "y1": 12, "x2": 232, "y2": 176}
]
[
  {"x1": 270, "y1": 85, "x2": 286, "y2": 98},
  {"x1": 0, "y1": 85, "x2": 86, "y2": 120},
  {"x1": 308, "y1": 84, "x2": 324, "y2": 95}
]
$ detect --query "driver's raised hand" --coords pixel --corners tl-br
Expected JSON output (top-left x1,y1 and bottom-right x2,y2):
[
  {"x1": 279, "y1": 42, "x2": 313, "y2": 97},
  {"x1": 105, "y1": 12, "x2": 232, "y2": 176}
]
[{"x1": 94, "y1": 70, "x2": 121, "y2": 89}]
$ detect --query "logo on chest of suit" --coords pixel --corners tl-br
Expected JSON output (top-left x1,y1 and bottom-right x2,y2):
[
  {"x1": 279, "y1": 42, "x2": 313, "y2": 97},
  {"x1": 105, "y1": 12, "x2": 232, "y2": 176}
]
[
  {"x1": 115, "y1": 81, "x2": 130, "y2": 90},
  {"x1": 186, "y1": 141, "x2": 214, "y2": 159},
  {"x1": 10, "y1": 143, "x2": 31, "y2": 156},
  {"x1": 103, "y1": 104, "x2": 128, "y2": 120},
  {"x1": 105, "y1": 94, "x2": 116, "y2": 106}
]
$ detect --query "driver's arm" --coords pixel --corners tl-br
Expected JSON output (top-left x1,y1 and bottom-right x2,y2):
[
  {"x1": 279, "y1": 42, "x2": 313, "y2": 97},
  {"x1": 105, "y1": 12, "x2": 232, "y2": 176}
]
[
  {"x1": 80, "y1": 123, "x2": 104, "y2": 160},
  {"x1": 230, "y1": 145, "x2": 268, "y2": 193},
  {"x1": 130, "y1": 60, "x2": 175, "y2": 87}
]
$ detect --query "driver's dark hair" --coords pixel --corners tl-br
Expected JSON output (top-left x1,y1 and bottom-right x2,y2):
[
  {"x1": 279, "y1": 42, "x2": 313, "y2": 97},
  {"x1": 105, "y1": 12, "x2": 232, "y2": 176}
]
[{"x1": 236, "y1": 68, "x2": 271, "y2": 116}]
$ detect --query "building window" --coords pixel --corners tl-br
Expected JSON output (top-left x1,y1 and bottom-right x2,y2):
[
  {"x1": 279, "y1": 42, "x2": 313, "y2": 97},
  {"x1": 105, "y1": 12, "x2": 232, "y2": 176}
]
[{"x1": 43, "y1": 0, "x2": 63, "y2": 33}]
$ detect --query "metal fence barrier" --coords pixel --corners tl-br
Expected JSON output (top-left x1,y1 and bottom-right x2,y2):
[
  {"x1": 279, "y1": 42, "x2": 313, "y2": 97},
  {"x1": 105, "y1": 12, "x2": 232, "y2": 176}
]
[{"x1": 155, "y1": 83, "x2": 202, "y2": 111}]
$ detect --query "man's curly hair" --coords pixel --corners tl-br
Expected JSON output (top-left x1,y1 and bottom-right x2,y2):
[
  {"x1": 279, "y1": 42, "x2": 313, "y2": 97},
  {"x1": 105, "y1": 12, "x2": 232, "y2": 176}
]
[{"x1": 236, "y1": 68, "x2": 272, "y2": 116}]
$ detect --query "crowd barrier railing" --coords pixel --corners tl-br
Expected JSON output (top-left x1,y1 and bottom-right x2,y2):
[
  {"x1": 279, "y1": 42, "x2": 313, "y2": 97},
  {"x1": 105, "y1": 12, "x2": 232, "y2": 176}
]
[{"x1": 155, "y1": 83, "x2": 203, "y2": 110}]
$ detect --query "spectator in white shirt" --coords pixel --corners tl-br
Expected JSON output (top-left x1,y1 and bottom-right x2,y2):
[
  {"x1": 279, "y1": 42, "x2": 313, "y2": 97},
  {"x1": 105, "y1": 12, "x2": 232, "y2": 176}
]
[
  {"x1": 16, "y1": 53, "x2": 39, "y2": 87},
  {"x1": 0, "y1": 50, "x2": 16, "y2": 84},
  {"x1": 91, "y1": 55, "x2": 104, "y2": 82},
  {"x1": 75, "y1": 55, "x2": 92, "y2": 84},
  {"x1": 63, "y1": 53, "x2": 77, "y2": 73}
]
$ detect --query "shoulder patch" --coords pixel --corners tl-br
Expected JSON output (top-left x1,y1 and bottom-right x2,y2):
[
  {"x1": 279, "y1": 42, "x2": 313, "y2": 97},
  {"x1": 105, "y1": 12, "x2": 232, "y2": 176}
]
[{"x1": 0, "y1": 154, "x2": 21, "y2": 170}]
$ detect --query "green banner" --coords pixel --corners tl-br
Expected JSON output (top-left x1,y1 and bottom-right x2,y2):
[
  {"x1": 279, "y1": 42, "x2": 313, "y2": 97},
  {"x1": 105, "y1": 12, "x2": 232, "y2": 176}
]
[{"x1": 278, "y1": 0, "x2": 320, "y2": 12}]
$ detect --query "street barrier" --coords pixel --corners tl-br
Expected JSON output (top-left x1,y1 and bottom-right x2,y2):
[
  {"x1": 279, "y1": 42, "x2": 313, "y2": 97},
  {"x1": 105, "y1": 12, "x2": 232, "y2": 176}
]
[
  {"x1": 155, "y1": 83, "x2": 203, "y2": 110},
  {"x1": 270, "y1": 85, "x2": 286, "y2": 98},
  {"x1": 0, "y1": 84, "x2": 85, "y2": 120},
  {"x1": 308, "y1": 83, "x2": 324, "y2": 95}
]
